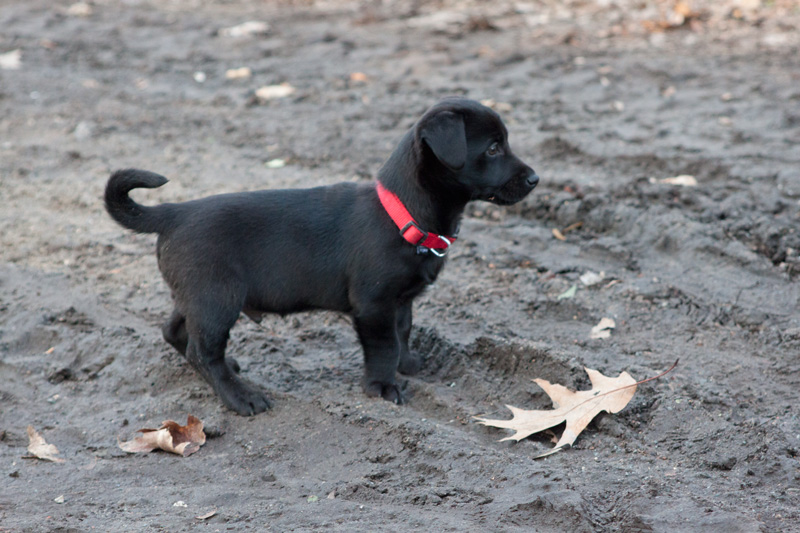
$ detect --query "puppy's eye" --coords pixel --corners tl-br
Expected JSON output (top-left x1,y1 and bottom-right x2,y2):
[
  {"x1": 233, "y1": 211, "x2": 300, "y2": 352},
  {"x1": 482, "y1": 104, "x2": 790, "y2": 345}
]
[{"x1": 486, "y1": 143, "x2": 501, "y2": 156}]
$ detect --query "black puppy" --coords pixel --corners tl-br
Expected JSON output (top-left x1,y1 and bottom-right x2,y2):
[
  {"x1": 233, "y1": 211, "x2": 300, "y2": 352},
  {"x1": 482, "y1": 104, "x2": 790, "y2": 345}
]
[{"x1": 105, "y1": 98, "x2": 538, "y2": 415}]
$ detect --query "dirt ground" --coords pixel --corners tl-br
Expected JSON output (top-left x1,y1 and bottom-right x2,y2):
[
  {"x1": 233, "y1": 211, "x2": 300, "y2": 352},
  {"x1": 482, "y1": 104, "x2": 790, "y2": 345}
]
[{"x1": 2, "y1": 0, "x2": 800, "y2": 531}]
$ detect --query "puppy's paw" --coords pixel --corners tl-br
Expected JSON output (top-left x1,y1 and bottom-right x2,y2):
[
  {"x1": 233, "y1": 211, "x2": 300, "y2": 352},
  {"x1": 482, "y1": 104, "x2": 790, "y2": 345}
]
[
  {"x1": 217, "y1": 375, "x2": 272, "y2": 416},
  {"x1": 398, "y1": 351, "x2": 422, "y2": 376},
  {"x1": 364, "y1": 381, "x2": 405, "y2": 405}
]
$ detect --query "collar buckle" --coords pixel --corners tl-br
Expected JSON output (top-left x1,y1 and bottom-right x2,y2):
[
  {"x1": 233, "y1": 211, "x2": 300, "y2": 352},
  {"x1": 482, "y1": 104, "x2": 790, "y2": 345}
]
[
  {"x1": 428, "y1": 235, "x2": 451, "y2": 257},
  {"x1": 428, "y1": 246, "x2": 447, "y2": 258},
  {"x1": 400, "y1": 221, "x2": 429, "y2": 246}
]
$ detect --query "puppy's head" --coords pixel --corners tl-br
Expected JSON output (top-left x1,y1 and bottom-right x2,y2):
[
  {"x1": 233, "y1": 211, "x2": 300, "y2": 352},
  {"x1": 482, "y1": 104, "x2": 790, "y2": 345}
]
[{"x1": 415, "y1": 98, "x2": 538, "y2": 205}]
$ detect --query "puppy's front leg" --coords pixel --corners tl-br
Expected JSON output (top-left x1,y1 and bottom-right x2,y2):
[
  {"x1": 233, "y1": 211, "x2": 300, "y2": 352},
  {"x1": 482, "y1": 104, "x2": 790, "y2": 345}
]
[
  {"x1": 354, "y1": 306, "x2": 404, "y2": 404},
  {"x1": 396, "y1": 301, "x2": 422, "y2": 376}
]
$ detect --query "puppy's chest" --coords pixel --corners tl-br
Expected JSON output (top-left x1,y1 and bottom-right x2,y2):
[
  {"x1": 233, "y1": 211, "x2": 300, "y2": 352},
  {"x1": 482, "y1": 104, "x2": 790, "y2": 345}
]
[{"x1": 401, "y1": 257, "x2": 445, "y2": 299}]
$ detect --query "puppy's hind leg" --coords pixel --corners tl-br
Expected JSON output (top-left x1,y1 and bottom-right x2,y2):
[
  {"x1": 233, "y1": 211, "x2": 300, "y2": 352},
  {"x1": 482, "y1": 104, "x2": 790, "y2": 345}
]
[
  {"x1": 162, "y1": 308, "x2": 188, "y2": 355},
  {"x1": 163, "y1": 308, "x2": 241, "y2": 372},
  {"x1": 184, "y1": 300, "x2": 270, "y2": 416}
]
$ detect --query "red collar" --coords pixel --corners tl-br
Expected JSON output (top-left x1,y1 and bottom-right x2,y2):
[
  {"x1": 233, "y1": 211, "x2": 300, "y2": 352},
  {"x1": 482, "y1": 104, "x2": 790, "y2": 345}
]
[{"x1": 376, "y1": 182, "x2": 457, "y2": 256}]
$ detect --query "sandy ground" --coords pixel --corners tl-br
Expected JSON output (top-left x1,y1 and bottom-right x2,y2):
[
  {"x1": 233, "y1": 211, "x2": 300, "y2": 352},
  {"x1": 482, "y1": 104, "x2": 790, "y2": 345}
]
[{"x1": 2, "y1": 0, "x2": 800, "y2": 531}]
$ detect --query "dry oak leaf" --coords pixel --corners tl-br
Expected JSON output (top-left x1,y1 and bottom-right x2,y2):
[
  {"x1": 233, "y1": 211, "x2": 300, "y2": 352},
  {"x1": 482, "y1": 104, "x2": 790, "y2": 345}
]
[
  {"x1": 118, "y1": 415, "x2": 206, "y2": 457},
  {"x1": 476, "y1": 368, "x2": 636, "y2": 458},
  {"x1": 25, "y1": 426, "x2": 66, "y2": 463}
]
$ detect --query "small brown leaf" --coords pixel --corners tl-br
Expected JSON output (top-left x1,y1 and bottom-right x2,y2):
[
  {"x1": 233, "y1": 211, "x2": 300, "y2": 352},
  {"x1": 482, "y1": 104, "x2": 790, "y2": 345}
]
[
  {"x1": 476, "y1": 367, "x2": 637, "y2": 457},
  {"x1": 552, "y1": 228, "x2": 566, "y2": 241},
  {"x1": 118, "y1": 415, "x2": 206, "y2": 457},
  {"x1": 673, "y1": 1, "x2": 691, "y2": 17},
  {"x1": 26, "y1": 426, "x2": 65, "y2": 463}
]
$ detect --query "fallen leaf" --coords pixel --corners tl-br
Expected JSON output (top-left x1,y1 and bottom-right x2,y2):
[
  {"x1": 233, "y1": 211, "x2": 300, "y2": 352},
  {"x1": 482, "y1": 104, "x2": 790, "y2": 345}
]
[
  {"x1": 590, "y1": 317, "x2": 616, "y2": 339},
  {"x1": 225, "y1": 67, "x2": 252, "y2": 80},
  {"x1": 173, "y1": 500, "x2": 188, "y2": 508},
  {"x1": 0, "y1": 49, "x2": 22, "y2": 70},
  {"x1": 557, "y1": 284, "x2": 577, "y2": 300},
  {"x1": 219, "y1": 20, "x2": 270, "y2": 38},
  {"x1": 118, "y1": 415, "x2": 206, "y2": 457},
  {"x1": 407, "y1": 11, "x2": 469, "y2": 34},
  {"x1": 25, "y1": 426, "x2": 65, "y2": 463},
  {"x1": 196, "y1": 510, "x2": 217, "y2": 520},
  {"x1": 673, "y1": 1, "x2": 694, "y2": 18},
  {"x1": 552, "y1": 228, "x2": 566, "y2": 241},
  {"x1": 54, "y1": 495, "x2": 65, "y2": 504},
  {"x1": 307, "y1": 495, "x2": 319, "y2": 503},
  {"x1": 265, "y1": 158, "x2": 286, "y2": 169},
  {"x1": 255, "y1": 83, "x2": 295, "y2": 101},
  {"x1": 659, "y1": 175, "x2": 697, "y2": 186},
  {"x1": 579, "y1": 271, "x2": 605, "y2": 287},
  {"x1": 476, "y1": 367, "x2": 637, "y2": 457},
  {"x1": 349, "y1": 72, "x2": 369, "y2": 83},
  {"x1": 642, "y1": 2, "x2": 705, "y2": 32},
  {"x1": 67, "y1": 2, "x2": 92, "y2": 17},
  {"x1": 480, "y1": 99, "x2": 513, "y2": 113}
]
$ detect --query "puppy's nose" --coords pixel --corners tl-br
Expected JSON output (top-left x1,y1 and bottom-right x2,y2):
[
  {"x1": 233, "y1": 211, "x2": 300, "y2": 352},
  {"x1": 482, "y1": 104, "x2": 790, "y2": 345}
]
[{"x1": 526, "y1": 172, "x2": 539, "y2": 187}]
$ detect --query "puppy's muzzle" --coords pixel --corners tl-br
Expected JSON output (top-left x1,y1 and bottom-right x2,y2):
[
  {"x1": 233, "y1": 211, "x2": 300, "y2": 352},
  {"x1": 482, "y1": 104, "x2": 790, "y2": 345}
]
[{"x1": 487, "y1": 168, "x2": 539, "y2": 205}]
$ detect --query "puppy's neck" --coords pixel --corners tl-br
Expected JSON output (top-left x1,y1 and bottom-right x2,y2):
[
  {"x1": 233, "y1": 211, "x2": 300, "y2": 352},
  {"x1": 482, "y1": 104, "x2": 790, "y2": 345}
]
[{"x1": 378, "y1": 131, "x2": 467, "y2": 237}]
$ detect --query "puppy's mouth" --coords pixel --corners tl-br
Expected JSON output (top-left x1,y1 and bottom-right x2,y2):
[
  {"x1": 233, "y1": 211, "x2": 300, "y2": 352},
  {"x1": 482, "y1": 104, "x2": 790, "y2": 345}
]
[
  {"x1": 483, "y1": 173, "x2": 538, "y2": 205},
  {"x1": 485, "y1": 194, "x2": 517, "y2": 206}
]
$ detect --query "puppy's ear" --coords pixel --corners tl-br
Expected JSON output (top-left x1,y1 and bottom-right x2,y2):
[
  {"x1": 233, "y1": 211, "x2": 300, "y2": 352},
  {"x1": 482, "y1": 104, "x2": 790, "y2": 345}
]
[{"x1": 419, "y1": 111, "x2": 467, "y2": 171}]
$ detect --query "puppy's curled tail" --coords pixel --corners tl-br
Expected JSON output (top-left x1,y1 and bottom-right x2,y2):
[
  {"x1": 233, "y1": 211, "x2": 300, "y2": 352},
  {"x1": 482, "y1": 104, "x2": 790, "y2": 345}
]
[{"x1": 105, "y1": 169, "x2": 173, "y2": 234}]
